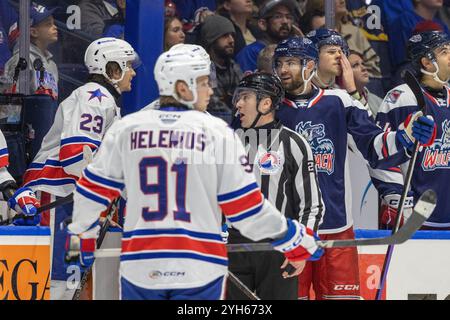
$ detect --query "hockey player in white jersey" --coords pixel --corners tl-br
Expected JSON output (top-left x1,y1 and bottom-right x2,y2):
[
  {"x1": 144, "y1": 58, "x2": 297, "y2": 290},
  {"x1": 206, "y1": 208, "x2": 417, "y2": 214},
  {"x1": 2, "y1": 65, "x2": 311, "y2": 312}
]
[
  {"x1": 20, "y1": 37, "x2": 139, "y2": 297},
  {"x1": 65, "y1": 44, "x2": 323, "y2": 300},
  {"x1": 0, "y1": 130, "x2": 40, "y2": 226}
]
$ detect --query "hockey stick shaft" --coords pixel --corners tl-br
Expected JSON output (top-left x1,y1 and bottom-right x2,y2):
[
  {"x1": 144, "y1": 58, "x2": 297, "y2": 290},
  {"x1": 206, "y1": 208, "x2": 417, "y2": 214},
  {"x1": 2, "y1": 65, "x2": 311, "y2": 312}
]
[
  {"x1": 228, "y1": 271, "x2": 260, "y2": 300},
  {"x1": 72, "y1": 198, "x2": 118, "y2": 300},
  {"x1": 375, "y1": 71, "x2": 427, "y2": 300}
]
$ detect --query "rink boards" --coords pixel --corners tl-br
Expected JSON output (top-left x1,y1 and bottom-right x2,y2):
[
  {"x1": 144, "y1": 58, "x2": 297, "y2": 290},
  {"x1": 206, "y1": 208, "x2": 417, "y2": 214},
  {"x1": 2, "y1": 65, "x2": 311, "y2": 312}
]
[{"x1": 0, "y1": 226, "x2": 449, "y2": 300}]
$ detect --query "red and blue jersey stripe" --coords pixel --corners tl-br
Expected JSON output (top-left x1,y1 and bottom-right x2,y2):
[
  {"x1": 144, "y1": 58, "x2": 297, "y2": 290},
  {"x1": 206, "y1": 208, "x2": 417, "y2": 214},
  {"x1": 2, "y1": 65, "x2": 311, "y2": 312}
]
[
  {"x1": 0, "y1": 148, "x2": 9, "y2": 167},
  {"x1": 76, "y1": 168, "x2": 124, "y2": 207},
  {"x1": 59, "y1": 136, "x2": 101, "y2": 167},
  {"x1": 23, "y1": 159, "x2": 78, "y2": 188},
  {"x1": 120, "y1": 228, "x2": 227, "y2": 266},
  {"x1": 217, "y1": 182, "x2": 264, "y2": 223}
]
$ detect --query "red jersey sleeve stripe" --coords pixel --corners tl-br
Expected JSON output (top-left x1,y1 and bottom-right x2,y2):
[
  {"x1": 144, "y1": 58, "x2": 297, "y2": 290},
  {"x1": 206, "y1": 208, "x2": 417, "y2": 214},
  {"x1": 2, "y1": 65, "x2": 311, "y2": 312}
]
[{"x1": 219, "y1": 190, "x2": 263, "y2": 216}]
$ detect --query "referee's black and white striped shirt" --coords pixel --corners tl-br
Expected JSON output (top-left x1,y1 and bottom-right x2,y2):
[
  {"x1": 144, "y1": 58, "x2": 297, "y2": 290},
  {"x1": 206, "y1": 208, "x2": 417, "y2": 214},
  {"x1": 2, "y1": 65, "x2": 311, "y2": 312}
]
[{"x1": 229, "y1": 120, "x2": 325, "y2": 243}]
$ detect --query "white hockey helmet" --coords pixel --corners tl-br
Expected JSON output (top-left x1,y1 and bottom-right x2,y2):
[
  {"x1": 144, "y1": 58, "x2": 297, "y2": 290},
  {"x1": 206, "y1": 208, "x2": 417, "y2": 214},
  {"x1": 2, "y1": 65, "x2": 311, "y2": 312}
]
[
  {"x1": 84, "y1": 37, "x2": 139, "y2": 86},
  {"x1": 154, "y1": 44, "x2": 211, "y2": 109}
]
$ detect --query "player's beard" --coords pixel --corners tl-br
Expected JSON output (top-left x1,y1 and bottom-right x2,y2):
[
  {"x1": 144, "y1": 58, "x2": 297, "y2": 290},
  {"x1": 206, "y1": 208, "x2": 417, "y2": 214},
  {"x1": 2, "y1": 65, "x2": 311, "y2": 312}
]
[{"x1": 283, "y1": 71, "x2": 304, "y2": 94}]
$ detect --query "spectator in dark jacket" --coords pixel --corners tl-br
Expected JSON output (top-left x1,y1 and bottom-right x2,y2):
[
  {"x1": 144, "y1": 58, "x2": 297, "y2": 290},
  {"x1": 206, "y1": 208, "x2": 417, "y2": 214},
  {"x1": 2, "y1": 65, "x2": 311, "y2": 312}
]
[
  {"x1": 218, "y1": 0, "x2": 258, "y2": 55},
  {"x1": 78, "y1": 0, "x2": 125, "y2": 39},
  {"x1": 235, "y1": 0, "x2": 300, "y2": 73},
  {"x1": 200, "y1": 15, "x2": 243, "y2": 116}
]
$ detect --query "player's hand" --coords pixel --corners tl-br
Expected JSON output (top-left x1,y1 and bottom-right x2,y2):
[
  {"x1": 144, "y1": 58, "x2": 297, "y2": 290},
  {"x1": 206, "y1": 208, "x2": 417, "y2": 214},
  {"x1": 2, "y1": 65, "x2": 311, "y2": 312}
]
[
  {"x1": 380, "y1": 193, "x2": 414, "y2": 228},
  {"x1": 64, "y1": 225, "x2": 99, "y2": 269},
  {"x1": 280, "y1": 258, "x2": 306, "y2": 278},
  {"x1": 340, "y1": 54, "x2": 357, "y2": 94},
  {"x1": 8, "y1": 187, "x2": 41, "y2": 226},
  {"x1": 272, "y1": 219, "x2": 324, "y2": 264},
  {"x1": 397, "y1": 111, "x2": 437, "y2": 150}
]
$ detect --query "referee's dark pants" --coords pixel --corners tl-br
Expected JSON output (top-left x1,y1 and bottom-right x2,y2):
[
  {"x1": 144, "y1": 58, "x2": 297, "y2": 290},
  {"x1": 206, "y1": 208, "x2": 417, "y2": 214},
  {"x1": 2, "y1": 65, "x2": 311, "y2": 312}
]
[{"x1": 226, "y1": 250, "x2": 298, "y2": 300}]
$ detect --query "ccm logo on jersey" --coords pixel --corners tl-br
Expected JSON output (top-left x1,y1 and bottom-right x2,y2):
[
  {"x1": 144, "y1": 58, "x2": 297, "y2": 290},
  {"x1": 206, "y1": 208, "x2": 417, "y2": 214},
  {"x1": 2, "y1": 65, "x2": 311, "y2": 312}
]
[
  {"x1": 334, "y1": 284, "x2": 360, "y2": 291},
  {"x1": 149, "y1": 271, "x2": 186, "y2": 279}
]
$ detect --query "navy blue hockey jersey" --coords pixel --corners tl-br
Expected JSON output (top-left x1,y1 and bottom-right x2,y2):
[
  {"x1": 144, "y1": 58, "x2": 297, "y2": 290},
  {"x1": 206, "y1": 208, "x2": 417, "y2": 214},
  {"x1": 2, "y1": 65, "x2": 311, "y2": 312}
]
[
  {"x1": 375, "y1": 84, "x2": 450, "y2": 228},
  {"x1": 277, "y1": 87, "x2": 410, "y2": 233}
]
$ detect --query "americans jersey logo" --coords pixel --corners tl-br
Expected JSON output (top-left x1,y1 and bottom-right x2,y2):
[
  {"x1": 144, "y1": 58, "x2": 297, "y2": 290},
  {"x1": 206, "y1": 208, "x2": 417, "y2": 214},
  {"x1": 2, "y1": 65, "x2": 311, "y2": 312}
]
[
  {"x1": 256, "y1": 150, "x2": 284, "y2": 175},
  {"x1": 295, "y1": 121, "x2": 335, "y2": 175},
  {"x1": 422, "y1": 119, "x2": 450, "y2": 171},
  {"x1": 384, "y1": 89, "x2": 403, "y2": 104}
]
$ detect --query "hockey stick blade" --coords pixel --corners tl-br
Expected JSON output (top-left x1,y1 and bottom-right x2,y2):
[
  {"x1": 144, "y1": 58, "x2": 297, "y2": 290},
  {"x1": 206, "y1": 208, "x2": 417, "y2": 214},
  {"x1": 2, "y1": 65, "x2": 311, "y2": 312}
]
[{"x1": 317, "y1": 189, "x2": 436, "y2": 248}]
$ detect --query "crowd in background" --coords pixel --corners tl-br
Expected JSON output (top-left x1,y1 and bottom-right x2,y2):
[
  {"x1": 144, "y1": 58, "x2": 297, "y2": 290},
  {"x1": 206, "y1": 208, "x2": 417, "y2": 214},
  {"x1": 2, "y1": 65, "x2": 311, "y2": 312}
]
[{"x1": 1, "y1": 0, "x2": 449, "y2": 118}]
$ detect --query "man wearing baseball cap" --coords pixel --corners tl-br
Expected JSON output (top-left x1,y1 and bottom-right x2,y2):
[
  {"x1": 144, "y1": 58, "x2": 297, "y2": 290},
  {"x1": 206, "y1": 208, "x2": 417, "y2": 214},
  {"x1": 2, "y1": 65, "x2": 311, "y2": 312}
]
[
  {"x1": 4, "y1": 2, "x2": 59, "y2": 98},
  {"x1": 235, "y1": 0, "x2": 300, "y2": 73}
]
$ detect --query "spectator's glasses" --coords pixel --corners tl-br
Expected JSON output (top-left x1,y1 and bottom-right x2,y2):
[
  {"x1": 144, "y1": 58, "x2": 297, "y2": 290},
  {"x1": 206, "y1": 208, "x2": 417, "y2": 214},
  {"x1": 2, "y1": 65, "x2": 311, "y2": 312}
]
[{"x1": 268, "y1": 13, "x2": 295, "y2": 22}]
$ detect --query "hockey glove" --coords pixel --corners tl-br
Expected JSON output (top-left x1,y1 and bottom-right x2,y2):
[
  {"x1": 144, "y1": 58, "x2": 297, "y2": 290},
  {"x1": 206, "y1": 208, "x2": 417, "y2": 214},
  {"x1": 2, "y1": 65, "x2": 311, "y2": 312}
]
[
  {"x1": 271, "y1": 219, "x2": 324, "y2": 262},
  {"x1": 380, "y1": 193, "x2": 414, "y2": 229},
  {"x1": 64, "y1": 225, "x2": 100, "y2": 269},
  {"x1": 397, "y1": 111, "x2": 436, "y2": 150},
  {"x1": 8, "y1": 187, "x2": 41, "y2": 226}
]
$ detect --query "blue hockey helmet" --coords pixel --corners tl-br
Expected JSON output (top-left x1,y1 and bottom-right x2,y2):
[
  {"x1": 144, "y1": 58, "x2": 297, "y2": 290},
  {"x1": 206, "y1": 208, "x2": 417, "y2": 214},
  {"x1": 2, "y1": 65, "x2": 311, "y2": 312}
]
[
  {"x1": 273, "y1": 36, "x2": 319, "y2": 64},
  {"x1": 407, "y1": 30, "x2": 450, "y2": 84},
  {"x1": 306, "y1": 28, "x2": 349, "y2": 56},
  {"x1": 407, "y1": 30, "x2": 450, "y2": 67}
]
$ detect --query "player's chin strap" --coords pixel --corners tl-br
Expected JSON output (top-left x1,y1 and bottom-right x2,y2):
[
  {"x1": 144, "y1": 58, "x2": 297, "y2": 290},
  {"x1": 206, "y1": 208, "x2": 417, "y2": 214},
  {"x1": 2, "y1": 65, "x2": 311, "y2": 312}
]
[
  {"x1": 421, "y1": 61, "x2": 450, "y2": 85},
  {"x1": 174, "y1": 83, "x2": 198, "y2": 110},
  {"x1": 249, "y1": 94, "x2": 274, "y2": 129},
  {"x1": 298, "y1": 64, "x2": 316, "y2": 95}
]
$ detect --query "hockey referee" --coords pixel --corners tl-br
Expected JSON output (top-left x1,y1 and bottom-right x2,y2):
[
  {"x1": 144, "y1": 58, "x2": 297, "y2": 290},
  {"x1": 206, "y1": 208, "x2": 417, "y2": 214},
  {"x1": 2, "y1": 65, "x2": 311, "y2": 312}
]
[{"x1": 227, "y1": 72, "x2": 325, "y2": 300}]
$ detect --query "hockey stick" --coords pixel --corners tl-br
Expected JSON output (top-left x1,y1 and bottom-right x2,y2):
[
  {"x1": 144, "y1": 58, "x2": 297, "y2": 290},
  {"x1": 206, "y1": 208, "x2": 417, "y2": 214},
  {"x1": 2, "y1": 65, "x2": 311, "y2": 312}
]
[
  {"x1": 228, "y1": 271, "x2": 261, "y2": 300},
  {"x1": 2, "y1": 146, "x2": 93, "y2": 224},
  {"x1": 226, "y1": 189, "x2": 436, "y2": 252},
  {"x1": 375, "y1": 70, "x2": 429, "y2": 300},
  {"x1": 71, "y1": 198, "x2": 119, "y2": 300}
]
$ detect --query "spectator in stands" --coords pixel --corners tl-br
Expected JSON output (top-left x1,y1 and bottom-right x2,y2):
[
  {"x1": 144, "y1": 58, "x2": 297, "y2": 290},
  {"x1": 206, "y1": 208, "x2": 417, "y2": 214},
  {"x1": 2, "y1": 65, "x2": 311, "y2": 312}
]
[
  {"x1": 0, "y1": 1, "x2": 18, "y2": 79},
  {"x1": 173, "y1": 0, "x2": 216, "y2": 33},
  {"x1": 256, "y1": 43, "x2": 276, "y2": 72},
  {"x1": 299, "y1": 9, "x2": 325, "y2": 34},
  {"x1": 236, "y1": 0, "x2": 299, "y2": 73},
  {"x1": 348, "y1": 50, "x2": 383, "y2": 117},
  {"x1": 218, "y1": 0, "x2": 258, "y2": 55},
  {"x1": 200, "y1": 15, "x2": 242, "y2": 115},
  {"x1": 4, "y1": 3, "x2": 58, "y2": 98},
  {"x1": 79, "y1": 0, "x2": 126, "y2": 39},
  {"x1": 164, "y1": 16, "x2": 185, "y2": 51},
  {"x1": 387, "y1": 0, "x2": 450, "y2": 69}
]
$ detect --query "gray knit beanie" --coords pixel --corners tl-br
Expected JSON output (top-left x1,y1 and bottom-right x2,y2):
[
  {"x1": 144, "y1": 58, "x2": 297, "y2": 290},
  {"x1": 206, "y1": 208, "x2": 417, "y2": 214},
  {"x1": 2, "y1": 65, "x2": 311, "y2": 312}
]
[{"x1": 201, "y1": 15, "x2": 236, "y2": 48}]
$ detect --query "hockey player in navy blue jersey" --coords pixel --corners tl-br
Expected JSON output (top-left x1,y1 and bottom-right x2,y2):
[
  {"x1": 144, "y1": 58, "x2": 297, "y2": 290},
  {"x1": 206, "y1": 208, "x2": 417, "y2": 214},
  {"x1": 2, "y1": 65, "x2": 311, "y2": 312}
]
[
  {"x1": 272, "y1": 36, "x2": 436, "y2": 300},
  {"x1": 65, "y1": 44, "x2": 324, "y2": 300},
  {"x1": 374, "y1": 30, "x2": 450, "y2": 230}
]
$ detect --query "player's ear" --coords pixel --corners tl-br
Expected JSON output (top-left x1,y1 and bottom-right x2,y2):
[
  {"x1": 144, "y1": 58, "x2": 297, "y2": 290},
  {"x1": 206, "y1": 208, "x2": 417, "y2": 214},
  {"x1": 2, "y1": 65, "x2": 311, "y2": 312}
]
[
  {"x1": 306, "y1": 60, "x2": 315, "y2": 71},
  {"x1": 175, "y1": 80, "x2": 193, "y2": 101},
  {"x1": 259, "y1": 97, "x2": 272, "y2": 114},
  {"x1": 420, "y1": 57, "x2": 435, "y2": 72}
]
